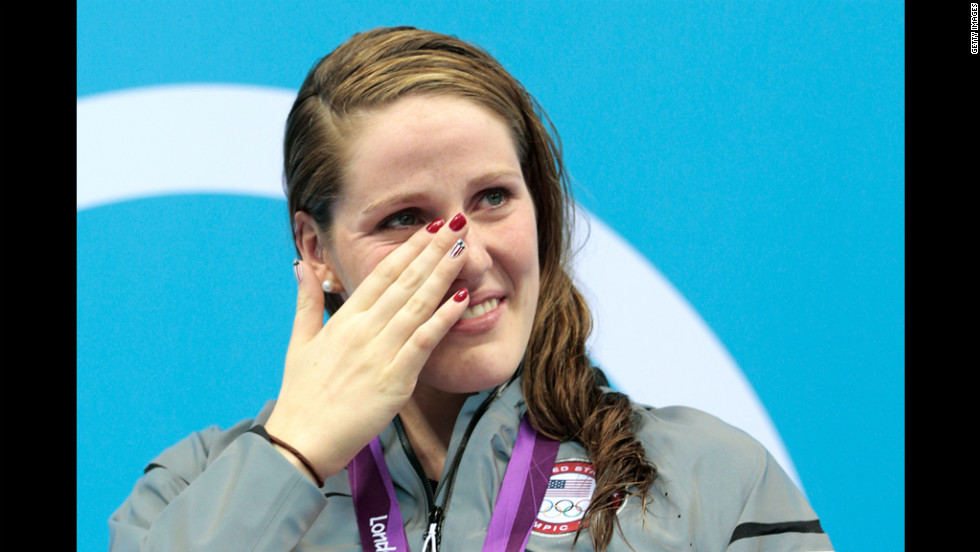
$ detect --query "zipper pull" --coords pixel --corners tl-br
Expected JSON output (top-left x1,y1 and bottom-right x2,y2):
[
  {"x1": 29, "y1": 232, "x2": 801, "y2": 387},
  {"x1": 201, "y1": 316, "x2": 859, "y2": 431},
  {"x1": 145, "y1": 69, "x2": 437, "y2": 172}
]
[
  {"x1": 422, "y1": 506, "x2": 443, "y2": 552},
  {"x1": 422, "y1": 522, "x2": 438, "y2": 552}
]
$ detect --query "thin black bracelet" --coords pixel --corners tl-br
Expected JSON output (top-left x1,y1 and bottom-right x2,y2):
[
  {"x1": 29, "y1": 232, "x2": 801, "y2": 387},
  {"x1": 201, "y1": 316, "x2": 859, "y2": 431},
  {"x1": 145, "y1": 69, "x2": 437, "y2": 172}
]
[{"x1": 249, "y1": 425, "x2": 324, "y2": 487}]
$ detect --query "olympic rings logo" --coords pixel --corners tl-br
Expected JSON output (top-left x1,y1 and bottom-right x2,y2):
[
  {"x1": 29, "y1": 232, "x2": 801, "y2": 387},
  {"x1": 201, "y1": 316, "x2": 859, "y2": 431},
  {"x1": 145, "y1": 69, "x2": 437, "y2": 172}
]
[
  {"x1": 538, "y1": 498, "x2": 591, "y2": 520},
  {"x1": 533, "y1": 461, "x2": 598, "y2": 535}
]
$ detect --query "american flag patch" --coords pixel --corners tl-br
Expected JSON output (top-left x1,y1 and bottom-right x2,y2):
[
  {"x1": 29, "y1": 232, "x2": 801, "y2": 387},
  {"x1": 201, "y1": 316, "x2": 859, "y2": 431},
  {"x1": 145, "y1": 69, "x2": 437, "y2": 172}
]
[
  {"x1": 546, "y1": 479, "x2": 593, "y2": 496},
  {"x1": 534, "y1": 460, "x2": 599, "y2": 537}
]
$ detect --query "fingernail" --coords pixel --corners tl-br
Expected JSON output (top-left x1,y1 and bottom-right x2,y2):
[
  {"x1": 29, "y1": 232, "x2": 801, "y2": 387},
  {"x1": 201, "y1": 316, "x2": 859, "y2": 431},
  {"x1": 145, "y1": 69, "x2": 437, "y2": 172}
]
[
  {"x1": 426, "y1": 218, "x2": 445, "y2": 233},
  {"x1": 453, "y1": 288, "x2": 469, "y2": 302},
  {"x1": 293, "y1": 259, "x2": 303, "y2": 284},
  {"x1": 449, "y1": 239, "x2": 465, "y2": 258},
  {"x1": 449, "y1": 213, "x2": 466, "y2": 231}
]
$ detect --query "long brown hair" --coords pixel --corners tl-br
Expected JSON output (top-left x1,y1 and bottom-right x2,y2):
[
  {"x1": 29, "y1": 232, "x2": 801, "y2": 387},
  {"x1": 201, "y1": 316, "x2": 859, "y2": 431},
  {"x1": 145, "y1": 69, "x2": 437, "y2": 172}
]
[{"x1": 283, "y1": 26, "x2": 656, "y2": 550}]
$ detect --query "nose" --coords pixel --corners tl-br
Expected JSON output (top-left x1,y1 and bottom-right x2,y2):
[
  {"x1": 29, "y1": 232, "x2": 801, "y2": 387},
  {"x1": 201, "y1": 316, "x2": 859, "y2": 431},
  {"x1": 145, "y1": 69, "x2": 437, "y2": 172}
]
[{"x1": 454, "y1": 222, "x2": 492, "y2": 286}]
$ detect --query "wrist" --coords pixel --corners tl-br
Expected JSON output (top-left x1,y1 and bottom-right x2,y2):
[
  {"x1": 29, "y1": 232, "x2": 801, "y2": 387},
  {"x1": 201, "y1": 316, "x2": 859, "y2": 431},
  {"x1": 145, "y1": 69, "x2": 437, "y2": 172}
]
[
  {"x1": 263, "y1": 412, "x2": 355, "y2": 480},
  {"x1": 248, "y1": 425, "x2": 325, "y2": 487}
]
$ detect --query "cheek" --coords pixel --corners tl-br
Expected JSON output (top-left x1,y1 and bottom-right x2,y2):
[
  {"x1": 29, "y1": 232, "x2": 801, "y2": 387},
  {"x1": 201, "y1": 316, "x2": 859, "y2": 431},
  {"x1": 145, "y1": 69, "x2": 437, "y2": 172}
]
[
  {"x1": 524, "y1": 247, "x2": 541, "y2": 306},
  {"x1": 334, "y1": 245, "x2": 398, "y2": 293},
  {"x1": 520, "y1": 210, "x2": 540, "y2": 280},
  {"x1": 502, "y1": 214, "x2": 540, "y2": 298},
  {"x1": 519, "y1": 239, "x2": 540, "y2": 288}
]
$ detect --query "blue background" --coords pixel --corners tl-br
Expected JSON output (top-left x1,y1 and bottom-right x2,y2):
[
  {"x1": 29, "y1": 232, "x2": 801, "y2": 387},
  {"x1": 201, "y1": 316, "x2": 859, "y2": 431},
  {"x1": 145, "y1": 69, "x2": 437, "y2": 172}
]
[{"x1": 77, "y1": 1, "x2": 904, "y2": 551}]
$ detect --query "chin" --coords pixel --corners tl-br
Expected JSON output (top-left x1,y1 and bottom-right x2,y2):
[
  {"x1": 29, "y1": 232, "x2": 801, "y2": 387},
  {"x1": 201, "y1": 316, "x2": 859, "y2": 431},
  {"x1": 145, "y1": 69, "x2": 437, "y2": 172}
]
[{"x1": 417, "y1": 346, "x2": 524, "y2": 395}]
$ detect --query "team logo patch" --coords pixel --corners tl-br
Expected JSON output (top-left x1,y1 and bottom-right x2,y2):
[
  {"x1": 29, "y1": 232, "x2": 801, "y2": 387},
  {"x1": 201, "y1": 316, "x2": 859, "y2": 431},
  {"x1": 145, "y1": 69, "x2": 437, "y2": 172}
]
[{"x1": 533, "y1": 460, "x2": 597, "y2": 536}]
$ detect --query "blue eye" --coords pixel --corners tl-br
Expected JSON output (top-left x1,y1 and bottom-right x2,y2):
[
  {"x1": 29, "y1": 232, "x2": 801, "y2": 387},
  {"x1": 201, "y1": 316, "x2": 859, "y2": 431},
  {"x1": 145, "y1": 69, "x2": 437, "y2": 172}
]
[
  {"x1": 381, "y1": 210, "x2": 421, "y2": 230},
  {"x1": 485, "y1": 190, "x2": 505, "y2": 206},
  {"x1": 481, "y1": 189, "x2": 509, "y2": 208},
  {"x1": 394, "y1": 213, "x2": 417, "y2": 226}
]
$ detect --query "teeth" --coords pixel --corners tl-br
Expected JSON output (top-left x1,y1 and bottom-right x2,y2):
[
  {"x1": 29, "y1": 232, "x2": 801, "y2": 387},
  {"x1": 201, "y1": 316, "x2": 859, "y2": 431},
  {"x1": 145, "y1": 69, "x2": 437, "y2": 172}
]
[{"x1": 460, "y1": 298, "x2": 499, "y2": 320}]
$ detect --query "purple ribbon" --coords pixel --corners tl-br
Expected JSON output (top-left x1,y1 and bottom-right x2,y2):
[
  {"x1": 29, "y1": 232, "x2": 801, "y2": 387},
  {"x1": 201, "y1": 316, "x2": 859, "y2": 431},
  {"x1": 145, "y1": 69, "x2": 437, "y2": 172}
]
[
  {"x1": 349, "y1": 437, "x2": 410, "y2": 552},
  {"x1": 482, "y1": 414, "x2": 560, "y2": 552},
  {"x1": 348, "y1": 414, "x2": 559, "y2": 552}
]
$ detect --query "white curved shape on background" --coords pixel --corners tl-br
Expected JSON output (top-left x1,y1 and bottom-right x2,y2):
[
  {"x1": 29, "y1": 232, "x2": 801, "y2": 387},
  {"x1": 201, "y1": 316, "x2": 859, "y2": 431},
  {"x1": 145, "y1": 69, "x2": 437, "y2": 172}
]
[
  {"x1": 77, "y1": 84, "x2": 296, "y2": 209},
  {"x1": 570, "y1": 214, "x2": 800, "y2": 487},
  {"x1": 76, "y1": 84, "x2": 800, "y2": 487}
]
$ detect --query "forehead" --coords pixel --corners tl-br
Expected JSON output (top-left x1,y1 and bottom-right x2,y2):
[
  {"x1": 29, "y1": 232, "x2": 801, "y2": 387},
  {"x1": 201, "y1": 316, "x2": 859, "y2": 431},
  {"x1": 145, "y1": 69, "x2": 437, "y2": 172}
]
[{"x1": 338, "y1": 95, "x2": 523, "y2": 207}]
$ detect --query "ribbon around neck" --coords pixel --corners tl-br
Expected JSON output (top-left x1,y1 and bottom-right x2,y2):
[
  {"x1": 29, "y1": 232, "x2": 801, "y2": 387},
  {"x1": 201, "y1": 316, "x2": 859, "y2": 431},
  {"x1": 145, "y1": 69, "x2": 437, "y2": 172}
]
[{"x1": 348, "y1": 413, "x2": 560, "y2": 552}]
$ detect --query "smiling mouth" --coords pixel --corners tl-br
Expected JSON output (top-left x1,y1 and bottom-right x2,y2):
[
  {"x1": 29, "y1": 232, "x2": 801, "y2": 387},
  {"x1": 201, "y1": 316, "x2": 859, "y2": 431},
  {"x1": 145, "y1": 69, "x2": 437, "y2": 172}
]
[{"x1": 460, "y1": 297, "x2": 500, "y2": 320}]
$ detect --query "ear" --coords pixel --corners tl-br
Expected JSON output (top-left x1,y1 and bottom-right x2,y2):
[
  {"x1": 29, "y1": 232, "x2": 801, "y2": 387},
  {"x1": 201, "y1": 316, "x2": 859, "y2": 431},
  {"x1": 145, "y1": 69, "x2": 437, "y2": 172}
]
[{"x1": 293, "y1": 211, "x2": 347, "y2": 295}]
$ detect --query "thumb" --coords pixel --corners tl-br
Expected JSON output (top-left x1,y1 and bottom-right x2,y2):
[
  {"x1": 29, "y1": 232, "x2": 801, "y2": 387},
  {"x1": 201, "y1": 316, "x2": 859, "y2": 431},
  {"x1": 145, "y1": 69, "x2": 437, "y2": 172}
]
[{"x1": 289, "y1": 259, "x2": 325, "y2": 347}]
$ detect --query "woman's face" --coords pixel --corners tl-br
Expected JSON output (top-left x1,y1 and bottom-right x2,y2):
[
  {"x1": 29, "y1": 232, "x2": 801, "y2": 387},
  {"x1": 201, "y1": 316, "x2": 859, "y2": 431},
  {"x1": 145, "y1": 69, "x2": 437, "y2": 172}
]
[{"x1": 322, "y1": 94, "x2": 540, "y2": 394}]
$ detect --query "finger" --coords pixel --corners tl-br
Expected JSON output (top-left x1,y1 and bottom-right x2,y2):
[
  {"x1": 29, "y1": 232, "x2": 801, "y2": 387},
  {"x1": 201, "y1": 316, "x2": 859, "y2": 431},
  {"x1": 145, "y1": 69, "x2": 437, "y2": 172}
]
[
  {"x1": 288, "y1": 259, "x2": 326, "y2": 348},
  {"x1": 340, "y1": 219, "x2": 450, "y2": 312},
  {"x1": 388, "y1": 287, "x2": 470, "y2": 379},
  {"x1": 366, "y1": 219, "x2": 469, "y2": 325},
  {"x1": 379, "y1": 237, "x2": 470, "y2": 344}
]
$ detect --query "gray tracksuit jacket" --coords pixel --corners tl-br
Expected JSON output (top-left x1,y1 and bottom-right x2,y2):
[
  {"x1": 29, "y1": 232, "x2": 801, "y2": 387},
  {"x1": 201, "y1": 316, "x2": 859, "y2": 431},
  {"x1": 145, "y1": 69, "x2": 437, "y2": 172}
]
[{"x1": 109, "y1": 375, "x2": 834, "y2": 551}]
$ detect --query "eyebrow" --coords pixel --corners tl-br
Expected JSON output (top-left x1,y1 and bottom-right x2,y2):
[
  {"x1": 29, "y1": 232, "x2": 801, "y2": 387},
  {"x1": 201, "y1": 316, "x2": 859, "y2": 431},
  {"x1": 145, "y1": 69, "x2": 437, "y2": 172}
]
[
  {"x1": 362, "y1": 170, "x2": 524, "y2": 215},
  {"x1": 363, "y1": 191, "x2": 431, "y2": 216}
]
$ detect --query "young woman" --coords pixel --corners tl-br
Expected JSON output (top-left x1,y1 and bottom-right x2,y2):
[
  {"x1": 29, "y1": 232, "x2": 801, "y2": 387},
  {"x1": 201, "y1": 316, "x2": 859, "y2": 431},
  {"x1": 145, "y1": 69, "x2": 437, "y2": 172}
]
[{"x1": 109, "y1": 27, "x2": 834, "y2": 552}]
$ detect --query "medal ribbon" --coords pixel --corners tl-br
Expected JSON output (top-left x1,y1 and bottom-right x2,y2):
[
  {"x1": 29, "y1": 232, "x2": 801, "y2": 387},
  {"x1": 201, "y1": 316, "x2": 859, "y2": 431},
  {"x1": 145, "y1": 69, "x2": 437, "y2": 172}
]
[{"x1": 349, "y1": 413, "x2": 559, "y2": 552}]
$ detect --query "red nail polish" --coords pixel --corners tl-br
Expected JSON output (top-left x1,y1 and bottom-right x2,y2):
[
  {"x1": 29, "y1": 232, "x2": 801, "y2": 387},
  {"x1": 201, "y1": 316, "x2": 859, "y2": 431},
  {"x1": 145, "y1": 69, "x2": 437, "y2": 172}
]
[
  {"x1": 453, "y1": 288, "x2": 469, "y2": 302},
  {"x1": 426, "y1": 219, "x2": 445, "y2": 233},
  {"x1": 449, "y1": 213, "x2": 466, "y2": 231}
]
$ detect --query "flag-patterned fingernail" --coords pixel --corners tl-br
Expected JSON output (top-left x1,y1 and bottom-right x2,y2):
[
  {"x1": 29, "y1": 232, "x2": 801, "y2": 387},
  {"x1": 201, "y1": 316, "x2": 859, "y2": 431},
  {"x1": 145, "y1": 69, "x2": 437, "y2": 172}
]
[{"x1": 449, "y1": 239, "x2": 465, "y2": 258}]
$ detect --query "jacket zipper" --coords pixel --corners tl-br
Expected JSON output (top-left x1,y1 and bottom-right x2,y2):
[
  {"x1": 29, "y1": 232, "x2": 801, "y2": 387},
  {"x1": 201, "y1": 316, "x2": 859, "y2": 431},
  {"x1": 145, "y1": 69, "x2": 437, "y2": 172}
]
[
  {"x1": 393, "y1": 373, "x2": 518, "y2": 551},
  {"x1": 421, "y1": 505, "x2": 442, "y2": 552}
]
